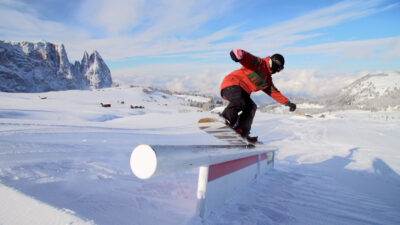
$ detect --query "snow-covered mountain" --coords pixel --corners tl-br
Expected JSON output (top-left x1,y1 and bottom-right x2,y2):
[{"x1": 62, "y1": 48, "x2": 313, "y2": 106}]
[
  {"x1": 324, "y1": 72, "x2": 400, "y2": 111},
  {"x1": 0, "y1": 40, "x2": 112, "y2": 92},
  {"x1": 263, "y1": 72, "x2": 400, "y2": 114}
]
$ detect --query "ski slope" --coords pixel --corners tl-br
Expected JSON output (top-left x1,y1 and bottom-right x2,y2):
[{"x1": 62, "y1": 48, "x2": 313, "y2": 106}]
[{"x1": 0, "y1": 87, "x2": 399, "y2": 225}]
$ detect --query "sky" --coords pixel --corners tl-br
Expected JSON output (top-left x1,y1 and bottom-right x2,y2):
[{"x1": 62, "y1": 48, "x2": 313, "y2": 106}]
[{"x1": 0, "y1": 0, "x2": 399, "y2": 97}]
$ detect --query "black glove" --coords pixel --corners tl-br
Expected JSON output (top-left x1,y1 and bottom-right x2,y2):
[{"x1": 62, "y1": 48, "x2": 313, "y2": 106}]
[
  {"x1": 286, "y1": 101, "x2": 296, "y2": 112},
  {"x1": 230, "y1": 50, "x2": 241, "y2": 62}
]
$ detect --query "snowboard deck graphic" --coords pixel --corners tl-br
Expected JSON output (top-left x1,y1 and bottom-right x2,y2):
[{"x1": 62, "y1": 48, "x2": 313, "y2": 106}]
[{"x1": 198, "y1": 117, "x2": 262, "y2": 147}]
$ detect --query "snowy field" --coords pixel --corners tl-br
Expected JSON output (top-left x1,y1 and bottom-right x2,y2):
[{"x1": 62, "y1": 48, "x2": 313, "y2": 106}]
[{"x1": 0, "y1": 87, "x2": 399, "y2": 225}]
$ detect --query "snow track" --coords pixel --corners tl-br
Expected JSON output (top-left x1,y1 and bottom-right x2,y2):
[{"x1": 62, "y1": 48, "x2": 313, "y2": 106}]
[
  {"x1": 0, "y1": 183, "x2": 94, "y2": 225},
  {"x1": 1, "y1": 88, "x2": 399, "y2": 224},
  {"x1": 207, "y1": 167, "x2": 400, "y2": 225}
]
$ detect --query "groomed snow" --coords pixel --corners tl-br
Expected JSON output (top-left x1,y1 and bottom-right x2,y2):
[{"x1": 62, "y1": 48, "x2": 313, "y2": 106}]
[
  {"x1": 0, "y1": 87, "x2": 399, "y2": 224},
  {"x1": 0, "y1": 183, "x2": 94, "y2": 225}
]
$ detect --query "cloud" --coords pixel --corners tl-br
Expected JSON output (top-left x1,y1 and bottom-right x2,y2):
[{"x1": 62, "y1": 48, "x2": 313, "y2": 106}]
[
  {"x1": 111, "y1": 61, "x2": 231, "y2": 95},
  {"x1": 113, "y1": 65, "x2": 366, "y2": 98},
  {"x1": 1, "y1": 0, "x2": 397, "y2": 62},
  {"x1": 383, "y1": 37, "x2": 400, "y2": 58},
  {"x1": 285, "y1": 36, "x2": 400, "y2": 58},
  {"x1": 78, "y1": 0, "x2": 146, "y2": 35},
  {"x1": 273, "y1": 69, "x2": 360, "y2": 97},
  {"x1": 67, "y1": 0, "x2": 397, "y2": 61},
  {"x1": 77, "y1": 0, "x2": 232, "y2": 38},
  {"x1": 0, "y1": 0, "x2": 90, "y2": 46},
  {"x1": 237, "y1": 0, "x2": 397, "y2": 54},
  {"x1": 56, "y1": 0, "x2": 235, "y2": 60},
  {"x1": 111, "y1": 60, "x2": 366, "y2": 98},
  {"x1": 166, "y1": 78, "x2": 188, "y2": 93}
]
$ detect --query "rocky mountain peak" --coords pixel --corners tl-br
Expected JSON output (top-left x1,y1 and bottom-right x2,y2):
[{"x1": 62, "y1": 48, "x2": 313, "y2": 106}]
[{"x1": 0, "y1": 40, "x2": 113, "y2": 92}]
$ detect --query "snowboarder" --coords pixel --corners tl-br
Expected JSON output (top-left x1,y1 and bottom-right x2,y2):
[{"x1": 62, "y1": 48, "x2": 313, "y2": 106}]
[{"x1": 220, "y1": 49, "x2": 296, "y2": 143}]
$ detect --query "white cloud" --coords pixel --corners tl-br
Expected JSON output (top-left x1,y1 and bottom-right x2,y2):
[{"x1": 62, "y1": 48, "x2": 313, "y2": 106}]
[
  {"x1": 111, "y1": 60, "x2": 371, "y2": 98},
  {"x1": 78, "y1": 0, "x2": 146, "y2": 35},
  {"x1": 274, "y1": 69, "x2": 364, "y2": 97},
  {"x1": 284, "y1": 36, "x2": 400, "y2": 59},
  {"x1": 166, "y1": 78, "x2": 188, "y2": 93},
  {"x1": 111, "y1": 61, "x2": 232, "y2": 95},
  {"x1": 65, "y1": 0, "x2": 398, "y2": 62},
  {"x1": 113, "y1": 65, "x2": 368, "y2": 98},
  {"x1": 383, "y1": 37, "x2": 400, "y2": 58},
  {"x1": 76, "y1": 0, "x2": 232, "y2": 38},
  {"x1": 234, "y1": 0, "x2": 394, "y2": 52},
  {"x1": 0, "y1": 1, "x2": 90, "y2": 46},
  {"x1": 58, "y1": 0, "x2": 235, "y2": 60},
  {"x1": 2, "y1": 0, "x2": 397, "y2": 62}
]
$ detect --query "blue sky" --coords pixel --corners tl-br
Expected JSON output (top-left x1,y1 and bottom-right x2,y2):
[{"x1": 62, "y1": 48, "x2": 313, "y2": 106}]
[{"x1": 1, "y1": 0, "x2": 399, "y2": 97}]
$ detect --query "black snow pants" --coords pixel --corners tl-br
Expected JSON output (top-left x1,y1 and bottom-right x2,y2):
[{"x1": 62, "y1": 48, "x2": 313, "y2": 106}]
[{"x1": 221, "y1": 85, "x2": 257, "y2": 137}]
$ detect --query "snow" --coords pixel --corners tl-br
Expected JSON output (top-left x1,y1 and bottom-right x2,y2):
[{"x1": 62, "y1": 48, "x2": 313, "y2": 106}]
[
  {"x1": 0, "y1": 87, "x2": 400, "y2": 225},
  {"x1": 0, "y1": 183, "x2": 94, "y2": 225},
  {"x1": 352, "y1": 72, "x2": 400, "y2": 97},
  {"x1": 175, "y1": 94, "x2": 211, "y2": 103},
  {"x1": 296, "y1": 103, "x2": 325, "y2": 109},
  {"x1": 345, "y1": 72, "x2": 400, "y2": 102}
]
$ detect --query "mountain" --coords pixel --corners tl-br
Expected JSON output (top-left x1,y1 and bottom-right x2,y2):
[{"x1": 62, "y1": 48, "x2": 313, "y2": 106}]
[
  {"x1": 262, "y1": 72, "x2": 400, "y2": 113},
  {"x1": 0, "y1": 40, "x2": 112, "y2": 92},
  {"x1": 322, "y1": 72, "x2": 400, "y2": 111}
]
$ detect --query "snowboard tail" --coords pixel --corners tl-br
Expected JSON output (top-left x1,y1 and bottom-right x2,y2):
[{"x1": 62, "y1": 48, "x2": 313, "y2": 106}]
[{"x1": 198, "y1": 117, "x2": 261, "y2": 146}]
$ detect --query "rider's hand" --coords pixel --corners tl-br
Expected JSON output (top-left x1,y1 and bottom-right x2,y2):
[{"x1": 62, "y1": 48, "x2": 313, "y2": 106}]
[
  {"x1": 286, "y1": 101, "x2": 296, "y2": 112},
  {"x1": 230, "y1": 49, "x2": 243, "y2": 62}
]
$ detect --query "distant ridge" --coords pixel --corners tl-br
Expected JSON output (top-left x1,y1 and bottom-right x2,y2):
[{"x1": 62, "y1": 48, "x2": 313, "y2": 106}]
[
  {"x1": 262, "y1": 72, "x2": 400, "y2": 113},
  {"x1": 0, "y1": 40, "x2": 112, "y2": 92},
  {"x1": 322, "y1": 72, "x2": 400, "y2": 111}
]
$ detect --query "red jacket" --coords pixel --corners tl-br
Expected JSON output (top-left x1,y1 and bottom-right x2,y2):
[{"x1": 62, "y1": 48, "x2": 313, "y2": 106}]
[{"x1": 221, "y1": 50, "x2": 289, "y2": 105}]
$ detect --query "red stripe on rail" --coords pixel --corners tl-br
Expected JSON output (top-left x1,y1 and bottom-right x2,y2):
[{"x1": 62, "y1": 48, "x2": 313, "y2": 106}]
[
  {"x1": 208, "y1": 153, "x2": 269, "y2": 182},
  {"x1": 261, "y1": 152, "x2": 268, "y2": 161}
]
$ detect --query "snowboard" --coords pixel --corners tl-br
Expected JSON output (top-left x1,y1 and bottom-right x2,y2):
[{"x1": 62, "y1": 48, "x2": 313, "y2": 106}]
[{"x1": 198, "y1": 117, "x2": 262, "y2": 147}]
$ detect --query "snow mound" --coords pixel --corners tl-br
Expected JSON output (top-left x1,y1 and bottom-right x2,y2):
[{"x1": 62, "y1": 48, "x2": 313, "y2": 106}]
[{"x1": 0, "y1": 184, "x2": 94, "y2": 225}]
